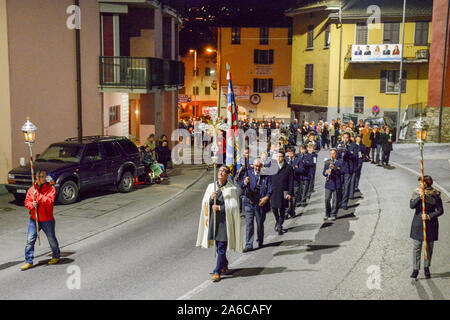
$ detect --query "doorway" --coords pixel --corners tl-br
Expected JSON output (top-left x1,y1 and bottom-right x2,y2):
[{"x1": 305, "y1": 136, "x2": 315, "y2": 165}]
[{"x1": 129, "y1": 99, "x2": 141, "y2": 144}]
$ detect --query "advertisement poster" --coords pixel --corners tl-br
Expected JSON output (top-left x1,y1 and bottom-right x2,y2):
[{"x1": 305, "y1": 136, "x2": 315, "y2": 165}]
[
  {"x1": 220, "y1": 85, "x2": 250, "y2": 100},
  {"x1": 352, "y1": 44, "x2": 402, "y2": 62},
  {"x1": 274, "y1": 86, "x2": 291, "y2": 100}
]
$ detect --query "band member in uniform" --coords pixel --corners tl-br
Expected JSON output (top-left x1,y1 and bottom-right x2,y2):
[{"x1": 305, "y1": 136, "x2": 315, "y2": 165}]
[
  {"x1": 196, "y1": 166, "x2": 243, "y2": 282},
  {"x1": 239, "y1": 159, "x2": 272, "y2": 251},
  {"x1": 409, "y1": 175, "x2": 444, "y2": 279},
  {"x1": 270, "y1": 151, "x2": 294, "y2": 235},
  {"x1": 354, "y1": 135, "x2": 366, "y2": 193},
  {"x1": 337, "y1": 132, "x2": 358, "y2": 210},
  {"x1": 307, "y1": 143, "x2": 318, "y2": 199},
  {"x1": 286, "y1": 146, "x2": 303, "y2": 218},
  {"x1": 323, "y1": 149, "x2": 343, "y2": 221},
  {"x1": 298, "y1": 144, "x2": 313, "y2": 207}
]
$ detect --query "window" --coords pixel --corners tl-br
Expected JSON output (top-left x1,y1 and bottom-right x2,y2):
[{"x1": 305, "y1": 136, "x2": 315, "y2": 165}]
[
  {"x1": 415, "y1": 22, "x2": 429, "y2": 46},
  {"x1": 254, "y1": 49, "x2": 274, "y2": 64},
  {"x1": 253, "y1": 78, "x2": 273, "y2": 93},
  {"x1": 192, "y1": 86, "x2": 199, "y2": 95},
  {"x1": 109, "y1": 105, "x2": 120, "y2": 126},
  {"x1": 353, "y1": 96, "x2": 365, "y2": 114},
  {"x1": 205, "y1": 86, "x2": 211, "y2": 95},
  {"x1": 383, "y1": 22, "x2": 400, "y2": 44},
  {"x1": 260, "y1": 27, "x2": 269, "y2": 45},
  {"x1": 324, "y1": 24, "x2": 331, "y2": 48},
  {"x1": 231, "y1": 27, "x2": 241, "y2": 44},
  {"x1": 305, "y1": 64, "x2": 314, "y2": 90},
  {"x1": 380, "y1": 70, "x2": 407, "y2": 93},
  {"x1": 84, "y1": 144, "x2": 102, "y2": 161},
  {"x1": 102, "y1": 142, "x2": 120, "y2": 158},
  {"x1": 288, "y1": 26, "x2": 293, "y2": 45},
  {"x1": 307, "y1": 25, "x2": 314, "y2": 49},
  {"x1": 117, "y1": 139, "x2": 138, "y2": 155},
  {"x1": 355, "y1": 23, "x2": 368, "y2": 45},
  {"x1": 205, "y1": 67, "x2": 211, "y2": 76}
]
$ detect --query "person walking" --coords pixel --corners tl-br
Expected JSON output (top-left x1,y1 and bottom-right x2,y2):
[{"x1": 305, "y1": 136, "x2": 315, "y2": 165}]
[
  {"x1": 239, "y1": 159, "x2": 272, "y2": 251},
  {"x1": 196, "y1": 166, "x2": 242, "y2": 282},
  {"x1": 409, "y1": 175, "x2": 444, "y2": 279},
  {"x1": 298, "y1": 144, "x2": 313, "y2": 207},
  {"x1": 337, "y1": 133, "x2": 358, "y2": 210},
  {"x1": 369, "y1": 126, "x2": 381, "y2": 164},
  {"x1": 381, "y1": 127, "x2": 393, "y2": 166},
  {"x1": 286, "y1": 146, "x2": 303, "y2": 218},
  {"x1": 361, "y1": 123, "x2": 372, "y2": 161},
  {"x1": 323, "y1": 149, "x2": 343, "y2": 221},
  {"x1": 354, "y1": 135, "x2": 366, "y2": 193},
  {"x1": 270, "y1": 151, "x2": 294, "y2": 235},
  {"x1": 21, "y1": 170, "x2": 60, "y2": 270},
  {"x1": 329, "y1": 120, "x2": 336, "y2": 148}
]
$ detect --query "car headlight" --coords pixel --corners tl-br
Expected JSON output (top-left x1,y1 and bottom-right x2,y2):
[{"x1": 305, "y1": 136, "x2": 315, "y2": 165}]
[{"x1": 8, "y1": 174, "x2": 15, "y2": 179}]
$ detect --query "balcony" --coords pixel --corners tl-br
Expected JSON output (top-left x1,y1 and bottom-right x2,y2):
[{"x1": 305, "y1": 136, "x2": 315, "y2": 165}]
[
  {"x1": 345, "y1": 43, "x2": 430, "y2": 64},
  {"x1": 99, "y1": 56, "x2": 185, "y2": 93}
]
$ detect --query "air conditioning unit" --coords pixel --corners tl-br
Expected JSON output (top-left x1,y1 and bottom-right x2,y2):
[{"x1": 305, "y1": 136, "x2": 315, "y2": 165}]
[{"x1": 415, "y1": 49, "x2": 429, "y2": 59}]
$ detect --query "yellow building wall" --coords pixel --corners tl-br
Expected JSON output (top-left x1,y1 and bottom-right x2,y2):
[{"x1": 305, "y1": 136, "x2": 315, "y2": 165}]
[
  {"x1": 0, "y1": 0, "x2": 12, "y2": 184},
  {"x1": 291, "y1": 12, "x2": 330, "y2": 107},
  {"x1": 328, "y1": 21, "x2": 431, "y2": 114},
  {"x1": 219, "y1": 27, "x2": 292, "y2": 119}
]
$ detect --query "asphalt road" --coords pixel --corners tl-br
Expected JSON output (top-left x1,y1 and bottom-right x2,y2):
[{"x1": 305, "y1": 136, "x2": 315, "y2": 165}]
[{"x1": 0, "y1": 150, "x2": 448, "y2": 300}]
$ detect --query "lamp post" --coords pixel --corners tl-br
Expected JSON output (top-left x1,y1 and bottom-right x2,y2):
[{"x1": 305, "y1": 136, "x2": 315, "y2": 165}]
[
  {"x1": 206, "y1": 47, "x2": 220, "y2": 117},
  {"x1": 189, "y1": 49, "x2": 198, "y2": 117},
  {"x1": 21, "y1": 117, "x2": 40, "y2": 245},
  {"x1": 413, "y1": 114, "x2": 429, "y2": 260}
]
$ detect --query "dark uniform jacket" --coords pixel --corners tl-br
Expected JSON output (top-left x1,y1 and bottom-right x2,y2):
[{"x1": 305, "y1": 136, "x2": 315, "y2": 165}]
[
  {"x1": 380, "y1": 133, "x2": 393, "y2": 152},
  {"x1": 299, "y1": 153, "x2": 313, "y2": 181},
  {"x1": 238, "y1": 170, "x2": 272, "y2": 213},
  {"x1": 208, "y1": 181, "x2": 228, "y2": 242},
  {"x1": 323, "y1": 159, "x2": 343, "y2": 191},
  {"x1": 355, "y1": 143, "x2": 366, "y2": 168},
  {"x1": 410, "y1": 188, "x2": 444, "y2": 241},
  {"x1": 270, "y1": 162, "x2": 294, "y2": 209},
  {"x1": 286, "y1": 155, "x2": 304, "y2": 187},
  {"x1": 338, "y1": 142, "x2": 358, "y2": 174},
  {"x1": 370, "y1": 131, "x2": 381, "y2": 148}
]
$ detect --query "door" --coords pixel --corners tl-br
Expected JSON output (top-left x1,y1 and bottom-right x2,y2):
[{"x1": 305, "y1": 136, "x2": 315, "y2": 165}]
[
  {"x1": 101, "y1": 141, "x2": 123, "y2": 185},
  {"x1": 79, "y1": 143, "x2": 106, "y2": 189}
]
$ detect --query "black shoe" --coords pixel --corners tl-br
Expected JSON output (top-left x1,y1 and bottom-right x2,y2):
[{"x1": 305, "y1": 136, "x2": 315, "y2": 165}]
[
  {"x1": 424, "y1": 268, "x2": 431, "y2": 279},
  {"x1": 243, "y1": 247, "x2": 253, "y2": 253},
  {"x1": 278, "y1": 229, "x2": 283, "y2": 235},
  {"x1": 410, "y1": 270, "x2": 419, "y2": 279},
  {"x1": 258, "y1": 243, "x2": 264, "y2": 249},
  {"x1": 330, "y1": 216, "x2": 337, "y2": 221}
]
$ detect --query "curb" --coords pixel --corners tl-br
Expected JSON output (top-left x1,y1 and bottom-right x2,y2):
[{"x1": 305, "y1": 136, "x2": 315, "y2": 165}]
[
  {"x1": 390, "y1": 161, "x2": 450, "y2": 200},
  {"x1": 1, "y1": 166, "x2": 209, "y2": 266}
]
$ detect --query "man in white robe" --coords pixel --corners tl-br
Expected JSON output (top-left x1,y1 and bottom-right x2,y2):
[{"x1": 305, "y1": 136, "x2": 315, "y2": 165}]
[{"x1": 196, "y1": 165, "x2": 243, "y2": 282}]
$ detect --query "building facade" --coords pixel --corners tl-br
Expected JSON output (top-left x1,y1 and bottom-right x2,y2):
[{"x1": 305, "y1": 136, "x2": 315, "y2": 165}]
[
  {"x1": 217, "y1": 27, "x2": 293, "y2": 120},
  {"x1": 179, "y1": 52, "x2": 218, "y2": 118},
  {"x1": 287, "y1": 0, "x2": 432, "y2": 126},
  {"x1": 0, "y1": 0, "x2": 184, "y2": 184}
]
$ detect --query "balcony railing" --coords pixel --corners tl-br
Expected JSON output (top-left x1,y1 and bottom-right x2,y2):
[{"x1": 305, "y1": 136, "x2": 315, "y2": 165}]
[
  {"x1": 99, "y1": 56, "x2": 185, "y2": 91},
  {"x1": 345, "y1": 43, "x2": 430, "y2": 63}
]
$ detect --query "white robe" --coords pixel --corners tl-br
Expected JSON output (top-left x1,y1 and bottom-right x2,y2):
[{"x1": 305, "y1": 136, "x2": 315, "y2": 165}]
[{"x1": 196, "y1": 182, "x2": 243, "y2": 253}]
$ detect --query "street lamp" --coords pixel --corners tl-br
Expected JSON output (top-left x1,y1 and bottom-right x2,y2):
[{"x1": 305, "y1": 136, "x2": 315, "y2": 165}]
[
  {"x1": 413, "y1": 114, "x2": 429, "y2": 261},
  {"x1": 189, "y1": 49, "x2": 198, "y2": 117},
  {"x1": 205, "y1": 47, "x2": 221, "y2": 117},
  {"x1": 21, "y1": 117, "x2": 40, "y2": 245}
]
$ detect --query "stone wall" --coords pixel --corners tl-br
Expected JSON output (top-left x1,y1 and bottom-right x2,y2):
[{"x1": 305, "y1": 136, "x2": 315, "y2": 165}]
[{"x1": 425, "y1": 107, "x2": 450, "y2": 142}]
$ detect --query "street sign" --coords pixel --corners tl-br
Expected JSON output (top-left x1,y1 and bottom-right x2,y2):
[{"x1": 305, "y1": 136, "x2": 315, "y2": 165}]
[{"x1": 372, "y1": 105, "x2": 380, "y2": 113}]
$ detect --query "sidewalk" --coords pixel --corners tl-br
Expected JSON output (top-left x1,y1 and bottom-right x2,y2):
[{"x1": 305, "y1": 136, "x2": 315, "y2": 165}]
[{"x1": 0, "y1": 164, "x2": 207, "y2": 267}]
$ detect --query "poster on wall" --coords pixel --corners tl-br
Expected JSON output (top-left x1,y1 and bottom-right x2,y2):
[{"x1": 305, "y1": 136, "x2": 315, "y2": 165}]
[
  {"x1": 274, "y1": 86, "x2": 291, "y2": 100},
  {"x1": 352, "y1": 44, "x2": 402, "y2": 62},
  {"x1": 220, "y1": 85, "x2": 250, "y2": 100},
  {"x1": 255, "y1": 65, "x2": 273, "y2": 76}
]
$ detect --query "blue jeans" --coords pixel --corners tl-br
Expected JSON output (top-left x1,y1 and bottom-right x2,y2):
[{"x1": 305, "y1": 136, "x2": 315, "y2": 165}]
[
  {"x1": 376, "y1": 144, "x2": 382, "y2": 163},
  {"x1": 213, "y1": 241, "x2": 228, "y2": 275},
  {"x1": 25, "y1": 218, "x2": 60, "y2": 264}
]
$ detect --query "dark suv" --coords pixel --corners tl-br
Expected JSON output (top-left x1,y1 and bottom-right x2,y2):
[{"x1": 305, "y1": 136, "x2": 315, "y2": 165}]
[{"x1": 6, "y1": 136, "x2": 144, "y2": 205}]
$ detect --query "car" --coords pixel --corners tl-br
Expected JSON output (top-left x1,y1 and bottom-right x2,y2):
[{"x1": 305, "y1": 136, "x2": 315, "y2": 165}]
[
  {"x1": 363, "y1": 117, "x2": 397, "y2": 141},
  {"x1": 6, "y1": 136, "x2": 145, "y2": 205}
]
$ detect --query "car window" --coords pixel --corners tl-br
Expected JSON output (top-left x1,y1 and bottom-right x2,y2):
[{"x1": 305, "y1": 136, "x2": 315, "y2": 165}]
[
  {"x1": 102, "y1": 141, "x2": 120, "y2": 158},
  {"x1": 37, "y1": 145, "x2": 83, "y2": 163},
  {"x1": 84, "y1": 144, "x2": 102, "y2": 161},
  {"x1": 117, "y1": 139, "x2": 138, "y2": 154}
]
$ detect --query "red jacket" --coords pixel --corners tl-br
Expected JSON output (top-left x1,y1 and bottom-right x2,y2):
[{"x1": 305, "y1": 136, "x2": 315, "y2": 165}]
[{"x1": 24, "y1": 182, "x2": 56, "y2": 222}]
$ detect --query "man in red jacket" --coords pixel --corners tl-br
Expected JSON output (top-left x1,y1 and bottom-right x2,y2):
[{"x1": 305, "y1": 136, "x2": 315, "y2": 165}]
[{"x1": 21, "y1": 170, "x2": 60, "y2": 270}]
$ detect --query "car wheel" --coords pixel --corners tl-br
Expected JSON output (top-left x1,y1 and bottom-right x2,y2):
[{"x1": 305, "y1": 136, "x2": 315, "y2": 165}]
[
  {"x1": 58, "y1": 180, "x2": 79, "y2": 205},
  {"x1": 13, "y1": 194, "x2": 25, "y2": 205},
  {"x1": 118, "y1": 171, "x2": 134, "y2": 193}
]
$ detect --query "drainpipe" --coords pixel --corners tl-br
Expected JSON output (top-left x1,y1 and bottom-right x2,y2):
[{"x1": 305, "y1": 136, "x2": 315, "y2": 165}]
[
  {"x1": 438, "y1": 0, "x2": 450, "y2": 143},
  {"x1": 337, "y1": 6, "x2": 343, "y2": 116},
  {"x1": 396, "y1": 0, "x2": 406, "y2": 143},
  {"x1": 75, "y1": 0, "x2": 83, "y2": 141}
]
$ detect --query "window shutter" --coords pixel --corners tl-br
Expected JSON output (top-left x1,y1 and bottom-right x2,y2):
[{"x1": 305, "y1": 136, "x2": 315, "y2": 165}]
[
  {"x1": 401, "y1": 70, "x2": 407, "y2": 93},
  {"x1": 254, "y1": 50, "x2": 259, "y2": 64},
  {"x1": 380, "y1": 70, "x2": 386, "y2": 93},
  {"x1": 268, "y1": 79, "x2": 273, "y2": 92},
  {"x1": 253, "y1": 78, "x2": 258, "y2": 92},
  {"x1": 310, "y1": 65, "x2": 314, "y2": 89},
  {"x1": 269, "y1": 50, "x2": 274, "y2": 64}
]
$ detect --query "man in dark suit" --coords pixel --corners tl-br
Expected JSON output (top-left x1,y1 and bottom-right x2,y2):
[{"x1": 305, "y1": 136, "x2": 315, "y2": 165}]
[
  {"x1": 286, "y1": 146, "x2": 303, "y2": 218},
  {"x1": 354, "y1": 46, "x2": 362, "y2": 55},
  {"x1": 323, "y1": 149, "x2": 343, "y2": 221},
  {"x1": 306, "y1": 142, "x2": 318, "y2": 199},
  {"x1": 364, "y1": 45, "x2": 371, "y2": 55},
  {"x1": 235, "y1": 147, "x2": 251, "y2": 213},
  {"x1": 239, "y1": 159, "x2": 272, "y2": 251},
  {"x1": 270, "y1": 151, "x2": 294, "y2": 235},
  {"x1": 383, "y1": 45, "x2": 391, "y2": 55},
  {"x1": 337, "y1": 132, "x2": 358, "y2": 210},
  {"x1": 354, "y1": 135, "x2": 366, "y2": 193},
  {"x1": 298, "y1": 144, "x2": 313, "y2": 207}
]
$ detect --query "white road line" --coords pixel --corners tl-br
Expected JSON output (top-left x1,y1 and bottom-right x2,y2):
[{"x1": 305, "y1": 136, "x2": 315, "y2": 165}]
[{"x1": 390, "y1": 161, "x2": 450, "y2": 199}]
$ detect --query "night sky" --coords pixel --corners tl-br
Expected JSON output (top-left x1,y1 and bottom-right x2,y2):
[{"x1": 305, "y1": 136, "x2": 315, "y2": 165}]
[{"x1": 164, "y1": 0, "x2": 296, "y2": 55}]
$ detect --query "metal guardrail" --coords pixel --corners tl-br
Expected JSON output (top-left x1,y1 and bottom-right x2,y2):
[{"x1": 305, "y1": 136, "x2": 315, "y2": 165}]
[{"x1": 99, "y1": 56, "x2": 184, "y2": 90}]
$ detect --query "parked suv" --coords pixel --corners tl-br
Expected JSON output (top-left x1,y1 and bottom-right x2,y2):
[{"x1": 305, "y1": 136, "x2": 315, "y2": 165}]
[{"x1": 6, "y1": 136, "x2": 144, "y2": 205}]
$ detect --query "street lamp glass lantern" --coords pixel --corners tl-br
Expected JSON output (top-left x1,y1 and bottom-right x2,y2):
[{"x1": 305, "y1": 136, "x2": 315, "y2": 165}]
[
  {"x1": 21, "y1": 118, "x2": 37, "y2": 144},
  {"x1": 413, "y1": 115, "x2": 428, "y2": 144}
]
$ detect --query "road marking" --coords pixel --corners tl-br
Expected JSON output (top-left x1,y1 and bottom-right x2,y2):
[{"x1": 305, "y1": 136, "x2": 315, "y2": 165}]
[{"x1": 390, "y1": 161, "x2": 450, "y2": 199}]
